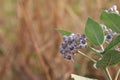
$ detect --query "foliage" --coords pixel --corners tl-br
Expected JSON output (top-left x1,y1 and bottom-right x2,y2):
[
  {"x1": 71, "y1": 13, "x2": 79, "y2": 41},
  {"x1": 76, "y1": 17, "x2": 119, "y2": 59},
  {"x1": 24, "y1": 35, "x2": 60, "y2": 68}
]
[
  {"x1": 57, "y1": 5, "x2": 120, "y2": 80},
  {"x1": 100, "y1": 11, "x2": 120, "y2": 33},
  {"x1": 96, "y1": 50, "x2": 120, "y2": 68},
  {"x1": 85, "y1": 17, "x2": 105, "y2": 45},
  {"x1": 56, "y1": 29, "x2": 72, "y2": 36}
]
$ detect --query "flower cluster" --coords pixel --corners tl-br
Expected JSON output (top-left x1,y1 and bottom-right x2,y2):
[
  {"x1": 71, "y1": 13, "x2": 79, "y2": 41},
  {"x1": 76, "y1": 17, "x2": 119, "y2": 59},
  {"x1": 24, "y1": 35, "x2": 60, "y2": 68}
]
[
  {"x1": 100, "y1": 5, "x2": 119, "y2": 42},
  {"x1": 60, "y1": 33, "x2": 87, "y2": 60},
  {"x1": 106, "y1": 5, "x2": 119, "y2": 14},
  {"x1": 100, "y1": 24, "x2": 117, "y2": 42}
]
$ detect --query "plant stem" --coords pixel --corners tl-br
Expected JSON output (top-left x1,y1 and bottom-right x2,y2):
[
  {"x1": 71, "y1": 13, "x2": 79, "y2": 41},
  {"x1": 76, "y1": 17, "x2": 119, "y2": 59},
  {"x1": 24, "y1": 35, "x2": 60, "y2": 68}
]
[
  {"x1": 100, "y1": 45, "x2": 104, "y2": 52},
  {"x1": 115, "y1": 67, "x2": 120, "y2": 80},
  {"x1": 86, "y1": 46, "x2": 100, "y2": 54},
  {"x1": 103, "y1": 68, "x2": 112, "y2": 80},
  {"x1": 100, "y1": 45, "x2": 112, "y2": 80},
  {"x1": 77, "y1": 50, "x2": 96, "y2": 63}
]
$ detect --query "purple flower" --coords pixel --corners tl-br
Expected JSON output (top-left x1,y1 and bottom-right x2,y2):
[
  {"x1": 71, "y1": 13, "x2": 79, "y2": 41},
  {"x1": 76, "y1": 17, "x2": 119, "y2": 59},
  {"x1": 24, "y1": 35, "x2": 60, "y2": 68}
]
[
  {"x1": 106, "y1": 5, "x2": 119, "y2": 14},
  {"x1": 106, "y1": 34, "x2": 112, "y2": 42},
  {"x1": 100, "y1": 24, "x2": 117, "y2": 42},
  {"x1": 64, "y1": 54, "x2": 71, "y2": 60},
  {"x1": 60, "y1": 33, "x2": 87, "y2": 60}
]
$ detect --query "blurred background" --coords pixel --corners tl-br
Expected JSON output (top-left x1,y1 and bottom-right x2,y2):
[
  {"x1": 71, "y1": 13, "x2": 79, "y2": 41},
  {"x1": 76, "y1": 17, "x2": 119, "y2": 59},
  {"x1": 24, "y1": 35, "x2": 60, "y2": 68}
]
[{"x1": 0, "y1": 0, "x2": 120, "y2": 80}]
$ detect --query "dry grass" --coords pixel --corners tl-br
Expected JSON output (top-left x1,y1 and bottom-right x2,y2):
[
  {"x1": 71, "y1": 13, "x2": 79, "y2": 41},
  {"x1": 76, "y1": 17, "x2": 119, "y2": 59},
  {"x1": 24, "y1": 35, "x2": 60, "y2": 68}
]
[{"x1": 0, "y1": 0, "x2": 120, "y2": 80}]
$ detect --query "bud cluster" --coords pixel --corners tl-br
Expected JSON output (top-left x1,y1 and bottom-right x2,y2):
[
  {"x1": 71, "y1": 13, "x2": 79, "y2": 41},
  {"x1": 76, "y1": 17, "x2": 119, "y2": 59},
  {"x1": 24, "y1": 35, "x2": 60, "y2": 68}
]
[
  {"x1": 60, "y1": 33, "x2": 87, "y2": 60},
  {"x1": 100, "y1": 24, "x2": 116, "y2": 42},
  {"x1": 106, "y1": 5, "x2": 119, "y2": 14}
]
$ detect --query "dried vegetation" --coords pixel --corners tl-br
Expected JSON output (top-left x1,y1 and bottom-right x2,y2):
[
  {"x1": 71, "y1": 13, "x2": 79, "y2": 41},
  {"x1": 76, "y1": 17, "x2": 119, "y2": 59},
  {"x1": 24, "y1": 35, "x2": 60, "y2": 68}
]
[{"x1": 0, "y1": 0, "x2": 119, "y2": 80}]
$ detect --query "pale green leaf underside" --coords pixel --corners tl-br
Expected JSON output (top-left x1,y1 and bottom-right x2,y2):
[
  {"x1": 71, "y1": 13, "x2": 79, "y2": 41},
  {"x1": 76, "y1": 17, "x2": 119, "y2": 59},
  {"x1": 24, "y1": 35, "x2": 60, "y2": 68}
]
[{"x1": 96, "y1": 50, "x2": 120, "y2": 68}]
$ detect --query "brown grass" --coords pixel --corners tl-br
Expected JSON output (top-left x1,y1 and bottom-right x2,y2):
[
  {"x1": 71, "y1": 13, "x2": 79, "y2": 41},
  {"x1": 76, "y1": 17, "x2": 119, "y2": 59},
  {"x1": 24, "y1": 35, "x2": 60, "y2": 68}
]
[{"x1": 0, "y1": 0, "x2": 120, "y2": 80}]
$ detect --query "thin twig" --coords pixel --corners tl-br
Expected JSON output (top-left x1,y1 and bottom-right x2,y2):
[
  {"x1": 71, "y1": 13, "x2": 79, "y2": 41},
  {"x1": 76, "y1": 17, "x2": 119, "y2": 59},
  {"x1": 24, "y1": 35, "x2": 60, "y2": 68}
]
[
  {"x1": 104, "y1": 68, "x2": 112, "y2": 80},
  {"x1": 100, "y1": 45, "x2": 104, "y2": 52},
  {"x1": 86, "y1": 46, "x2": 101, "y2": 54},
  {"x1": 100, "y1": 45, "x2": 112, "y2": 80},
  {"x1": 115, "y1": 67, "x2": 120, "y2": 80},
  {"x1": 78, "y1": 50, "x2": 97, "y2": 63}
]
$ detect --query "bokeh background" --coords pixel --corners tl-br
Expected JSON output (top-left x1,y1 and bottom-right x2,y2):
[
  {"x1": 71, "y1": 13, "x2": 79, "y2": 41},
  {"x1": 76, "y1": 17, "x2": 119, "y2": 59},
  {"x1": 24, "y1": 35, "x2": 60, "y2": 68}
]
[{"x1": 0, "y1": 0, "x2": 120, "y2": 80}]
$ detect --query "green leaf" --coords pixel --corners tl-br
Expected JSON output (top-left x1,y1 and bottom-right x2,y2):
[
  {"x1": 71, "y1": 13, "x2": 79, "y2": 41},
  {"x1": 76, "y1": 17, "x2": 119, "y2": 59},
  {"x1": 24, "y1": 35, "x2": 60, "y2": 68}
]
[
  {"x1": 104, "y1": 35, "x2": 120, "y2": 53},
  {"x1": 85, "y1": 18, "x2": 105, "y2": 45},
  {"x1": 100, "y1": 11, "x2": 120, "y2": 33},
  {"x1": 71, "y1": 74, "x2": 97, "y2": 80},
  {"x1": 96, "y1": 50, "x2": 120, "y2": 68},
  {"x1": 56, "y1": 29, "x2": 72, "y2": 36}
]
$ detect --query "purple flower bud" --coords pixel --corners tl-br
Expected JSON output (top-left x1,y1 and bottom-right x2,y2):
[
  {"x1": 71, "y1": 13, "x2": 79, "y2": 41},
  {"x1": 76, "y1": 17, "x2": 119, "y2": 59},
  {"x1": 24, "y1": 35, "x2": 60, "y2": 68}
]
[
  {"x1": 69, "y1": 46, "x2": 74, "y2": 50},
  {"x1": 108, "y1": 29, "x2": 117, "y2": 36},
  {"x1": 112, "y1": 5, "x2": 117, "y2": 11},
  {"x1": 59, "y1": 33, "x2": 87, "y2": 60},
  {"x1": 106, "y1": 35, "x2": 111, "y2": 39},
  {"x1": 80, "y1": 39, "x2": 86, "y2": 45},
  {"x1": 81, "y1": 34, "x2": 86, "y2": 39},
  {"x1": 61, "y1": 42, "x2": 67, "y2": 48},
  {"x1": 100, "y1": 23, "x2": 117, "y2": 42},
  {"x1": 64, "y1": 54, "x2": 71, "y2": 60},
  {"x1": 106, "y1": 5, "x2": 119, "y2": 14},
  {"x1": 60, "y1": 49, "x2": 65, "y2": 54},
  {"x1": 108, "y1": 8, "x2": 114, "y2": 12},
  {"x1": 105, "y1": 34, "x2": 112, "y2": 42},
  {"x1": 103, "y1": 27, "x2": 117, "y2": 42},
  {"x1": 63, "y1": 36, "x2": 68, "y2": 42}
]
